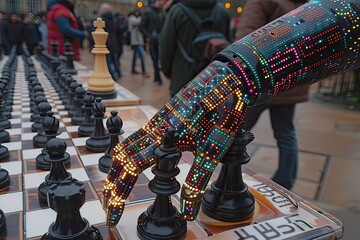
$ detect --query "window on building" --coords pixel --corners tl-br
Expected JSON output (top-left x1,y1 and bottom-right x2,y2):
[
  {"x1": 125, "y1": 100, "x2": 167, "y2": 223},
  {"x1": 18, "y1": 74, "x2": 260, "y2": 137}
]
[
  {"x1": 28, "y1": 0, "x2": 40, "y2": 14},
  {"x1": 6, "y1": 0, "x2": 20, "y2": 13}
]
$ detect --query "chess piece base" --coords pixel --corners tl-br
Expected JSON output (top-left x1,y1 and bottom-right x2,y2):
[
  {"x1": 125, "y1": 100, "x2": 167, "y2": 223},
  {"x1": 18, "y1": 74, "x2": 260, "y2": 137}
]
[
  {"x1": 137, "y1": 208, "x2": 187, "y2": 240},
  {"x1": 36, "y1": 153, "x2": 71, "y2": 171},
  {"x1": 89, "y1": 90, "x2": 117, "y2": 100},
  {"x1": 71, "y1": 116, "x2": 85, "y2": 126},
  {"x1": 98, "y1": 154, "x2": 112, "y2": 173},
  {"x1": 201, "y1": 182, "x2": 255, "y2": 222},
  {"x1": 78, "y1": 124, "x2": 95, "y2": 137},
  {"x1": 0, "y1": 169, "x2": 10, "y2": 189},
  {"x1": 0, "y1": 131, "x2": 10, "y2": 143},
  {"x1": 86, "y1": 137, "x2": 110, "y2": 153},
  {"x1": 33, "y1": 134, "x2": 48, "y2": 148},
  {"x1": 0, "y1": 146, "x2": 9, "y2": 161},
  {"x1": 0, "y1": 209, "x2": 6, "y2": 234},
  {"x1": 0, "y1": 120, "x2": 11, "y2": 129},
  {"x1": 41, "y1": 222, "x2": 102, "y2": 240}
]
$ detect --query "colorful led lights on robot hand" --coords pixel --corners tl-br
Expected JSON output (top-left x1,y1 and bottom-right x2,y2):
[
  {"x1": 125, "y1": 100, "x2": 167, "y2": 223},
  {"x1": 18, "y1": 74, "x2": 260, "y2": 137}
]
[{"x1": 103, "y1": 0, "x2": 360, "y2": 227}]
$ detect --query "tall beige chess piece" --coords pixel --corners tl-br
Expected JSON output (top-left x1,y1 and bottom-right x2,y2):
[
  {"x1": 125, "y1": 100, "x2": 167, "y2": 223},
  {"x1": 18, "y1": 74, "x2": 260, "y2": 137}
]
[{"x1": 88, "y1": 18, "x2": 117, "y2": 99}]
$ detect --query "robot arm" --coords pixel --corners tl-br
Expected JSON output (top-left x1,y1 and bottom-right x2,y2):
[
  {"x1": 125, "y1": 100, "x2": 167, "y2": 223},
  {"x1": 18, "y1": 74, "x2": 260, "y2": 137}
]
[{"x1": 103, "y1": 0, "x2": 360, "y2": 227}]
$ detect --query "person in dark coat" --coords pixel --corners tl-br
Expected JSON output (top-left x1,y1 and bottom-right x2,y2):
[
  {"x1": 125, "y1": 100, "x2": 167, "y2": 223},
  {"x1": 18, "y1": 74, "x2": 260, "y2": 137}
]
[
  {"x1": 99, "y1": 2, "x2": 121, "y2": 81},
  {"x1": 238, "y1": 0, "x2": 309, "y2": 190},
  {"x1": 115, "y1": 14, "x2": 126, "y2": 77},
  {"x1": 159, "y1": 0, "x2": 231, "y2": 96},
  {"x1": 0, "y1": 12, "x2": 8, "y2": 56},
  {"x1": 140, "y1": 0, "x2": 165, "y2": 85},
  {"x1": 4, "y1": 13, "x2": 25, "y2": 55},
  {"x1": 24, "y1": 14, "x2": 41, "y2": 55}
]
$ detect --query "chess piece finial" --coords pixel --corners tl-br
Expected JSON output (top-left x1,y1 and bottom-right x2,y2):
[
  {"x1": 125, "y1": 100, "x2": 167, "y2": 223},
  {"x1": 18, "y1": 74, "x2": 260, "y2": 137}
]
[{"x1": 88, "y1": 17, "x2": 117, "y2": 99}]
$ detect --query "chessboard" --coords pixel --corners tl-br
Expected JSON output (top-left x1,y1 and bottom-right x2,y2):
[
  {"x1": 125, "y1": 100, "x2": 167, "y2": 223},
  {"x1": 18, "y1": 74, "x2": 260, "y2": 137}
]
[{"x1": 0, "y1": 56, "x2": 343, "y2": 240}]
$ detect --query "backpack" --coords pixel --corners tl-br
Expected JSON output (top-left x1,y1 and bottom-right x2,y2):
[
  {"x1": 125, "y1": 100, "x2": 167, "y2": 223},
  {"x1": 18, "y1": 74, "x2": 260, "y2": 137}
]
[{"x1": 177, "y1": 3, "x2": 229, "y2": 75}]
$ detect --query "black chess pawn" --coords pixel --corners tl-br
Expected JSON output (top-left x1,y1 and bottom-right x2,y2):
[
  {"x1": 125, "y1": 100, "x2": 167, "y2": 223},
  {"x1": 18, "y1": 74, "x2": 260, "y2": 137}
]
[
  {"x1": 0, "y1": 209, "x2": 6, "y2": 235},
  {"x1": 41, "y1": 179, "x2": 102, "y2": 240},
  {"x1": 0, "y1": 167, "x2": 10, "y2": 189},
  {"x1": 137, "y1": 128, "x2": 187, "y2": 240},
  {"x1": 201, "y1": 130, "x2": 255, "y2": 221},
  {"x1": 64, "y1": 39, "x2": 77, "y2": 75},
  {"x1": 0, "y1": 93, "x2": 11, "y2": 129},
  {"x1": 67, "y1": 80, "x2": 79, "y2": 117},
  {"x1": 71, "y1": 85, "x2": 86, "y2": 125},
  {"x1": 33, "y1": 102, "x2": 52, "y2": 148},
  {"x1": 31, "y1": 96, "x2": 48, "y2": 125},
  {"x1": 98, "y1": 110, "x2": 124, "y2": 173},
  {"x1": 78, "y1": 91, "x2": 95, "y2": 137},
  {"x1": 36, "y1": 111, "x2": 70, "y2": 170},
  {"x1": 38, "y1": 138, "x2": 72, "y2": 203},
  {"x1": 0, "y1": 128, "x2": 10, "y2": 144},
  {"x1": 86, "y1": 98, "x2": 110, "y2": 152}
]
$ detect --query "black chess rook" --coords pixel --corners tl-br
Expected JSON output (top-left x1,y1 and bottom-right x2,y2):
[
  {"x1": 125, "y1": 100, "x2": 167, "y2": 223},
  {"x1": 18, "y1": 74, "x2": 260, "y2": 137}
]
[
  {"x1": 41, "y1": 179, "x2": 102, "y2": 240},
  {"x1": 137, "y1": 128, "x2": 187, "y2": 240}
]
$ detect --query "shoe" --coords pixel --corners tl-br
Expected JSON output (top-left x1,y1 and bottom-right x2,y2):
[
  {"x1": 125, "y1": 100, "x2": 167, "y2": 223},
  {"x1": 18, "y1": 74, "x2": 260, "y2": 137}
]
[
  {"x1": 143, "y1": 72, "x2": 150, "y2": 78},
  {"x1": 132, "y1": 70, "x2": 141, "y2": 74}
]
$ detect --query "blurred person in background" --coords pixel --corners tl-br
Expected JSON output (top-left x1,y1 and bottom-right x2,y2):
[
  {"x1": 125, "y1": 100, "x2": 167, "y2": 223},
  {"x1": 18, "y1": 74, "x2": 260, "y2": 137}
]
[
  {"x1": 128, "y1": 9, "x2": 149, "y2": 77},
  {"x1": 99, "y1": 2, "x2": 121, "y2": 82},
  {"x1": 38, "y1": 12, "x2": 48, "y2": 50},
  {"x1": 0, "y1": 12, "x2": 8, "y2": 56},
  {"x1": 115, "y1": 14, "x2": 127, "y2": 78},
  {"x1": 4, "y1": 13, "x2": 25, "y2": 55},
  {"x1": 46, "y1": 0, "x2": 86, "y2": 60},
  {"x1": 141, "y1": 0, "x2": 165, "y2": 85},
  {"x1": 24, "y1": 14, "x2": 41, "y2": 55}
]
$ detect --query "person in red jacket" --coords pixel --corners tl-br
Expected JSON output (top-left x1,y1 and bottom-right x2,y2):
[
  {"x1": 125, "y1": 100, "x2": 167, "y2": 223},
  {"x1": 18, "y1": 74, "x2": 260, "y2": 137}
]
[{"x1": 46, "y1": 0, "x2": 86, "y2": 60}]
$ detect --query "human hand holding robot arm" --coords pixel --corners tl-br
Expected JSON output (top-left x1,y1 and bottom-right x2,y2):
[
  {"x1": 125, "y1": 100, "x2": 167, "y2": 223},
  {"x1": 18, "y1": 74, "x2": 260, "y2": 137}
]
[{"x1": 103, "y1": 0, "x2": 360, "y2": 227}]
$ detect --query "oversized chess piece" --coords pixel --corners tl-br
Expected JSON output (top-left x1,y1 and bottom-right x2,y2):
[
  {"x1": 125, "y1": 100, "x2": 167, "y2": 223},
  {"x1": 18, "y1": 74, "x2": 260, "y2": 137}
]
[
  {"x1": 87, "y1": 18, "x2": 117, "y2": 99},
  {"x1": 0, "y1": 167, "x2": 10, "y2": 189},
  {"x1": 85, "y1": 98, "x2": 110, "y2": 152},
  {"x1": 36, "y1": 111, "x2": 70, "y2": 170},
  {"x1": 0, "y1": 209, "x2": 6, "y2": 235},
  {"x1": 38, "y1": 138, "x2": 72, "y2": 203},
  {"x1": 0, "y1": 140, "x2": 9, "y2": 161},
  {"x1": 63, "y1": 39, "x2": 77, "y2": 75},
  {"x1": 201, "y1": 130, "x2": 255, "y2": 221},
  {"x1": 78, "y1": 91, "x2": 95, "y2": 137},
  {"x1": 137, "y1": 128, "x2": 187, "y2": 240},
  {"x1": 33, "y1": 102, "x2": 52, "y2": 148},
  {"x1": 0, "y1": 128, "x2": 10, "y2": 144},
  {"x1": 98, "y1": 110, "x2": 124, "y2": 173},
  {"x1": 41, "y1": 179, "x2": 103, "y2": 240}
]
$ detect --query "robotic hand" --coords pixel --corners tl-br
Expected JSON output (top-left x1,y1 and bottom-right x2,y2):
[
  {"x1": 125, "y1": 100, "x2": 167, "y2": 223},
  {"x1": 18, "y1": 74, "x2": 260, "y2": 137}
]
[{"x1": 103, "y1": 0, "x2": 360, "y2": 227}]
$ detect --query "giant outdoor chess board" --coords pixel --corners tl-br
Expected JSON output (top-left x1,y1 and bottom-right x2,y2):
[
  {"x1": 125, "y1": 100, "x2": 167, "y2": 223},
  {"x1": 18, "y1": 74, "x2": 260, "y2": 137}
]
[{"x1": 0, "y1": 57, "x2": 343, "y2": 239}]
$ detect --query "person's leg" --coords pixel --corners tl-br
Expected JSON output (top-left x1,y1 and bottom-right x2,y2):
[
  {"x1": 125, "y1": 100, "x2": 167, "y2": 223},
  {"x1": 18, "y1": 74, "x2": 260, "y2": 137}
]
[
  {"x1": 132, "y1": 46, "x2": 138, "y2": 73},
  {"x1": 149, "y1": 43, "x2": 162, "y2": 83},
  {"x1": 113, "y1": 52, "x2": 121, "y2": 77},
  {"x1": 106, "y1": 54, "x2": 117, "y2": 81},
  {"x1": 269, "y1": 104, "x2": 298, "y2": 190},
  {"x1": 138, "y1": 46, "x2": 147, "y2": 74}
]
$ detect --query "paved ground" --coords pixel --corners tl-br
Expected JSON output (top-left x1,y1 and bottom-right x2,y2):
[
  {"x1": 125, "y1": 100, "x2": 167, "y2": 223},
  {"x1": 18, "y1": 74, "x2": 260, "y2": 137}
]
[{"x1": 78, "y1": 45, "x2": 360, "y2": 239}]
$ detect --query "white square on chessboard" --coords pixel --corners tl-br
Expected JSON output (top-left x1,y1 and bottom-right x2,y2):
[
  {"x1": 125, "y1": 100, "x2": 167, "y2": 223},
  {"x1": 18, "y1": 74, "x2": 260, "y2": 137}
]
[
  {"x1": 21, "y1": 131, "x2": 70, "y2": 141},
  {"x1": 0, "y1": 192, "x2": 23, "y2": 213},
  {"x1": 22, "y1": 113, "x2": 31, "y2": 119},
  {"x1": 7, "y1": 128, "x2": 22, "y2": 136},
  {"x1": 26, "y1": 200, "x2": 105, "y2": 238},
  {"x1": 9, "y1": 118, "x2": 21, "y2": 125},
  {"x1": 80, "y1": 153, "x2": 104, "y2": 166},
  {"x1": 123, "y1": 120, "x2": 141, "y2": 130},
  {"x1": 71, "y1": 137, "x2": 88, "y2": 147},
  {"x1": 24, "y1": 168, "x2": 90, "y2": 189},
  {"x1": 0, "y1": 161, "x2": 22, "y2": 175},
  {"x1": 58, "y1": 111, "x2": 68, "y2": 116},
  {"x1": 2, "y1": 141, "x2": 21, "y2": 151},
  {"x1": 66, "y1": 125, "x2": 79, "y2": 133},
  {"x1": 62, "y1": 117, "x2": 71, "y2": 123},
  {"x1": 22, "y1": 146, "x2": 77, "y2": 160}
]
